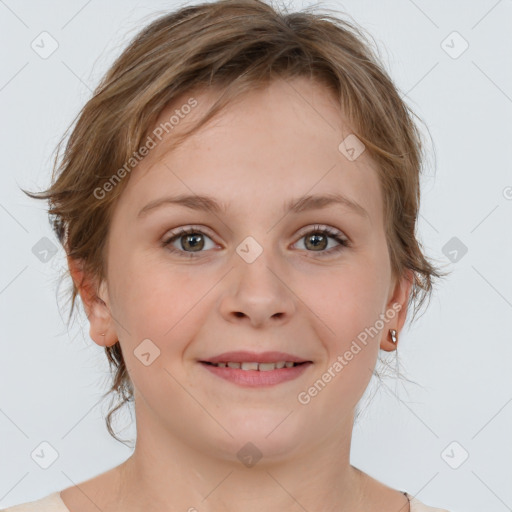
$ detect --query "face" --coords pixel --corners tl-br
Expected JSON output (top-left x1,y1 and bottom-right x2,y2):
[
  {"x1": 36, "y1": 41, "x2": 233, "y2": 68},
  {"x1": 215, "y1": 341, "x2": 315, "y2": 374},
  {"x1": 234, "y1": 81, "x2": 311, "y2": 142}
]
[{"x1": 76, "y1": 77, "x2": 411, "y2": 463}]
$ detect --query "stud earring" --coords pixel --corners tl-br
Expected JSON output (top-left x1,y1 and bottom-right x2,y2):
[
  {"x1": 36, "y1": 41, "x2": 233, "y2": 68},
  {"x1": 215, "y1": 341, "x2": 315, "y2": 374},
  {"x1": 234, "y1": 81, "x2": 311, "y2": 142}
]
[
  {"x1": 389, "y1": 329, "x2": 398, "y2": 343},
  {"x1": 100, "y1": 333, "x2": 105, "y2": 336}
]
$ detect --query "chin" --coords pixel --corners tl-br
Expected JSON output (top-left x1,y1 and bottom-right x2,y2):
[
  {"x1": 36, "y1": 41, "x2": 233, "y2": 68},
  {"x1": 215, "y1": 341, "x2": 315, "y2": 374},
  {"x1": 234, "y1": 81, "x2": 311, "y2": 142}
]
[{"x1": 209, "y1": 410, "x2": 309, "y2": 463}]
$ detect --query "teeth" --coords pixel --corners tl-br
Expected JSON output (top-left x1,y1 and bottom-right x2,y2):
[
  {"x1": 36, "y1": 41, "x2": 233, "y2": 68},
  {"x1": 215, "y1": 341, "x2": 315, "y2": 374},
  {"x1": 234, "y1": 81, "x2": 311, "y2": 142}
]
[
  {"x1": 258, "y1": 362, "x2": 278, "y2": 371},
  {"x1": 241, "y1": 362, "x2": 259, "y2": 370},
  {"x1": 211, "y1": 361, "x2": 302, "y2": 370}
]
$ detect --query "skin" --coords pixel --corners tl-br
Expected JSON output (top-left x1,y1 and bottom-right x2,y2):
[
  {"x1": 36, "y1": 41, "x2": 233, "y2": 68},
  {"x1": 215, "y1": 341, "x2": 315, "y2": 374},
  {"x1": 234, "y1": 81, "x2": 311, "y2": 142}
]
[{"x1": 64, "y1": 77, "x2": 413, "y2": 512}]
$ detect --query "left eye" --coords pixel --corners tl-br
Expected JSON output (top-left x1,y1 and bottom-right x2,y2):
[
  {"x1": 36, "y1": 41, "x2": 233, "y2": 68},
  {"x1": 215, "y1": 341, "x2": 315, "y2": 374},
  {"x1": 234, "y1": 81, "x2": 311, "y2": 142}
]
[
  {"x1": 162, "y1": 225, "x2": 350, "y2": 258},
  {"x1": 293, "y1": 225, "x2": 350, "y2": 256}
]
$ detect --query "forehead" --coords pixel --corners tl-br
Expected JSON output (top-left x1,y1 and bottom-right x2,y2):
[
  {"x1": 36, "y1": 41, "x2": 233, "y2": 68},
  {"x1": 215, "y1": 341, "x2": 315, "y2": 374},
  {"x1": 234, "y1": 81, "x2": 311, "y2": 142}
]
[{"x1": 117, "y1": 77, "x2": 383, "y2": 226}]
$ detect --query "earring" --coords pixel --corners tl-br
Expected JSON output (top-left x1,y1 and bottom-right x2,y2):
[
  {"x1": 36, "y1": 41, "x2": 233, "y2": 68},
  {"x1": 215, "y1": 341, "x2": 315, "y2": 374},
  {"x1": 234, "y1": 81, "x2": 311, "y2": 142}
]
[
  {"x1": 389, "y1": 329, "x2": 398, "y2": 343},
  {"x1": 100, "y1": 333, "x2": 105, "y2": 336}
]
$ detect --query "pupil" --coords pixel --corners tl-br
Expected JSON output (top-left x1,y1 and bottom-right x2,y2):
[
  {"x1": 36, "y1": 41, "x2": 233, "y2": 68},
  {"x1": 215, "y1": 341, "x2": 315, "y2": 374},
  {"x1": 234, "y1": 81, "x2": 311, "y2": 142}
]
[
  {"x1": 183, "y1": 233, "x2": 203, "y2": 251},
  {"x1": 307, "y1": 233, "x2": 326, "y2": 251}
]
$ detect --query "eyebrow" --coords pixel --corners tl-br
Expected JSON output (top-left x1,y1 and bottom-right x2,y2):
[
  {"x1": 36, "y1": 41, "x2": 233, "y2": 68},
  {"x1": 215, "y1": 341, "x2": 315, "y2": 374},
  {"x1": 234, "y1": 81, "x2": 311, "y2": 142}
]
[{"x1": 137, "y1": 192, "x2": 369, "y2": 220}]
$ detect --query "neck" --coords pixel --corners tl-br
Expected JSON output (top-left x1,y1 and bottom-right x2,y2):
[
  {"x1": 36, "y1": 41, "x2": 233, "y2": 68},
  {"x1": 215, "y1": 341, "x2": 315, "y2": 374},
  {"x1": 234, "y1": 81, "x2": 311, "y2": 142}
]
[{"x1": 115, "y1": 400, "x2": 364, "y2": 512}]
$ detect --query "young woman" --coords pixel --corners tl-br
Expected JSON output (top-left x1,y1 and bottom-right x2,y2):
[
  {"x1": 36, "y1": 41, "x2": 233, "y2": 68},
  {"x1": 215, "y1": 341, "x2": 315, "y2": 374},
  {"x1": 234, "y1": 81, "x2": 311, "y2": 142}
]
[{"x1": 8, "y1": 0, "x2": 454, "y2": 510}]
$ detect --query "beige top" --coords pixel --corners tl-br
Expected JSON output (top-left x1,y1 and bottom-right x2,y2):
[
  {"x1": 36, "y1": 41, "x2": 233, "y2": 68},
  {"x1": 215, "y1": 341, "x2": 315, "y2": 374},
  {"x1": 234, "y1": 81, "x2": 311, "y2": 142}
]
[{"x1": 1, "y1": 491, "x2": 453, "y2": 511}]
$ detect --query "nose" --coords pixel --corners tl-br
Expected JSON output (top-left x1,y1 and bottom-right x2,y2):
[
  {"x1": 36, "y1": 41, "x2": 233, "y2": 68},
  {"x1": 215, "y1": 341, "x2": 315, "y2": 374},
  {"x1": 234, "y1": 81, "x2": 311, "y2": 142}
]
[{"x1": 218, "y1": 255, "x2": 296, "y2": 328}]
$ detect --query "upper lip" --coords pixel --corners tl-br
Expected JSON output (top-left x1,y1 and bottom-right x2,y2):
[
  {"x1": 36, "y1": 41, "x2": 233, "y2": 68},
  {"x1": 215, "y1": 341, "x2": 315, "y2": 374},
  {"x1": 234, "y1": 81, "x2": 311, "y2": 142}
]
[{"x1": 200, "y1": 351, "x2": 312, "y2": 364}]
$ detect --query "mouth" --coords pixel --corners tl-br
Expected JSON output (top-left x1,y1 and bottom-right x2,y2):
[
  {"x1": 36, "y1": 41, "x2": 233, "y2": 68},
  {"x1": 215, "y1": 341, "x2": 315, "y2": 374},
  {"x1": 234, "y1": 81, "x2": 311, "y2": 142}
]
[
  {"x1": 200, "y1": 361, "x2": 309, "y2": 370},
  {"x1": 198, "y1": 351, "x2": 313, "y2": 387}
]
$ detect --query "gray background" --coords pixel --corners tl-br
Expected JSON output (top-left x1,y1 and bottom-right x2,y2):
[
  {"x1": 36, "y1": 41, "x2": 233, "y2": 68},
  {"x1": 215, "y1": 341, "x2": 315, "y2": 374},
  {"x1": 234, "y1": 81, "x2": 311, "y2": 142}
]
[{"x1": 1, "y1": 1, "x2": 511, "y2": 511}]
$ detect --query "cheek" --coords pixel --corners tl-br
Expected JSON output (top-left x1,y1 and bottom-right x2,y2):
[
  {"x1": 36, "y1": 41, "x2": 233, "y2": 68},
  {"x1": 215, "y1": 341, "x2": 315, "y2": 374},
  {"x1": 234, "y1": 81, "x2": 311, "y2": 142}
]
[
  {"x1": 108, "y1": 253, "x2": 216, "y2": 348},
  {"x1": 107, "y1": 260, "x2": 200, "y2": 387},
  {"x1": 304, "y1": 253, "x2": 388, "y2": 374},
  {"x1": 317, "y1": 259, "x2": 388, "y2": 331},
  {"x1": 304, "y1": 267, "x2": 385, "y2": 415},
  {"x1": 110, "y1": 265, "x2": 168, "y2": 331}
]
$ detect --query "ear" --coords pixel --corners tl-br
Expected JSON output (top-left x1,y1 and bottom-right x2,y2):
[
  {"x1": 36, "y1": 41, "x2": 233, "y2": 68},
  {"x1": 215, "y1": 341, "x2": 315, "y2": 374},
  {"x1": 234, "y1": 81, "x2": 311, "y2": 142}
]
[
  {"x1": 67, "y1": 255, "x2": 117, "y2": 347},
  {"x1": 380, "y1": 269, "x2": 414, "y2": 352}
]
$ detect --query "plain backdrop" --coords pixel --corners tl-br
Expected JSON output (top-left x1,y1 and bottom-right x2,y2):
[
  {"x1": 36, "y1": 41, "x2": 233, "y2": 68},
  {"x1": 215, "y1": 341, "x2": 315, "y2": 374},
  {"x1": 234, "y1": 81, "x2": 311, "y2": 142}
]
[{"x1": 1, "y1": 1, "x2": 511, "y2": 511}]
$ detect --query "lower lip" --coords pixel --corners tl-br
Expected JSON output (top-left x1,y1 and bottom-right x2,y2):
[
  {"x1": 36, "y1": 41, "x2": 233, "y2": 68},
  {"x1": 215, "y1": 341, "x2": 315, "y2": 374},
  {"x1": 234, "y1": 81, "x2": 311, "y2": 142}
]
[{"x1": 200, "y1": 362, "x2": 312, "y2": 387}]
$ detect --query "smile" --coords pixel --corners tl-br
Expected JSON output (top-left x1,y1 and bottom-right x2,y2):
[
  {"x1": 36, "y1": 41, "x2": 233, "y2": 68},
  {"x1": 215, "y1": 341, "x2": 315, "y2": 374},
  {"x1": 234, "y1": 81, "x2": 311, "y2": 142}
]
[
  {"x1": 199, "y1": 360, "x2": 313, "y2": 387},
  {"x1": 203, "y1": 361, "x2": 307, "y2": 370}
]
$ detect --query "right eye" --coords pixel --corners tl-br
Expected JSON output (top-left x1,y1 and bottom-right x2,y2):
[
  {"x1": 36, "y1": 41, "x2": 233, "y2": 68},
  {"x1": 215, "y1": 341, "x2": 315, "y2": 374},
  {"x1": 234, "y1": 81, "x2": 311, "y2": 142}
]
[{"x1": 162, "y1": 227, "x2": 217, "y2": 258}]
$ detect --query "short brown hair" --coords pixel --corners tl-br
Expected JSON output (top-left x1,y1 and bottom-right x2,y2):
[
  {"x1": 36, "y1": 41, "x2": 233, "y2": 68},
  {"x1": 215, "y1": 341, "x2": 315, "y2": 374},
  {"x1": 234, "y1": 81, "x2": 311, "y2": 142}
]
[{"x1": 23, "y1": 0, "x2": 448, "y2": 444}]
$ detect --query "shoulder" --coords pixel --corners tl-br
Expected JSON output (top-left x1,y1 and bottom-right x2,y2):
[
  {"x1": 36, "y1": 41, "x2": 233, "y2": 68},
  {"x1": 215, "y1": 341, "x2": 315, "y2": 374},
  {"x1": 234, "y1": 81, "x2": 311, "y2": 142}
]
[
  {"x1": 0, "y1": 492, "x2": 70, "y2": 512},
  {"x1": 405, "y1": 492, "x2": 453, "y2": 512}
]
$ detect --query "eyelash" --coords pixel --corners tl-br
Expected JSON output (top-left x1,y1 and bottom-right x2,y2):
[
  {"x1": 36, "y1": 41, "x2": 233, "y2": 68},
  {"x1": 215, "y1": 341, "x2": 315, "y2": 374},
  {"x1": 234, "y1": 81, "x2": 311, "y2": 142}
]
[{"x1": 162, "y1": 224, "x2": 351, "y2": 259}]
